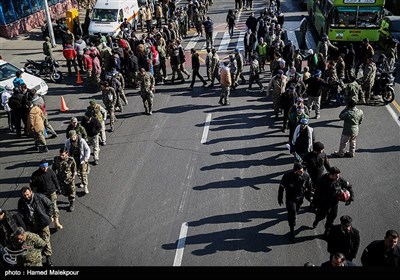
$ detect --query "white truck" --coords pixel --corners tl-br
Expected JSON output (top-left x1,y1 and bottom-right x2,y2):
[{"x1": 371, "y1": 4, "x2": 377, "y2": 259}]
[{"x1": 88, "y1": 0, "x2": 146, "y2": 38}]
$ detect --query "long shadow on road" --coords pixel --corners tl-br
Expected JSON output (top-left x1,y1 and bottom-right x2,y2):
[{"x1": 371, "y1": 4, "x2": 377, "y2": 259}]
[
  {"x1": 193, "y1": 172, "x2": 284, "y2": 191},
  {"x1": 162, "y1": 209, "x2": 320, "y2": 256}
]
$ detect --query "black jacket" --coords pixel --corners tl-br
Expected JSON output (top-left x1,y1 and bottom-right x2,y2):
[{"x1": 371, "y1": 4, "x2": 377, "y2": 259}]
[
  {"x1": 361, "y1": 240, "x2": 400, "y2": 267},
  {"x1": 313, "y1": 173, "x2": 354, "y2": 207},
  {"x1": 304, "y1": 76, "x2": 329, "y2": 97},
  {"x1": 303, "y1": 151, "x2": 330, "y2": 184},
  {"x1": 81, "y1": 117, "x2": 102, "y2": 137},
  {"x1": 18, "y1": 193, "x2": 52, "y2": 230},
  {"x1": 327, "y1": 224, "x2": 360, "y2": 260},
  {"x1": 30, "y1": 168, "x2": 60, "y2": 197},
  {"x1": 191, "y1": 53, "x2": 201, "y2": 70},
  {"x1": 278, "y1": 170, "x2": 313, "y2": 202}
]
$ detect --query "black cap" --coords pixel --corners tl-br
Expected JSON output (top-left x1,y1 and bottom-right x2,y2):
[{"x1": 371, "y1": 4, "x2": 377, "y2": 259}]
[{"x1": 340, "y1": 215, "x2": 352, "y2": 227}]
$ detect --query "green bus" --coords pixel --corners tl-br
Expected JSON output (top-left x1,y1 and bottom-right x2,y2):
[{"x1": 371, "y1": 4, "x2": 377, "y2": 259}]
[{"x1": 307, "y1": 0, "x2": 387, "y2": 42}]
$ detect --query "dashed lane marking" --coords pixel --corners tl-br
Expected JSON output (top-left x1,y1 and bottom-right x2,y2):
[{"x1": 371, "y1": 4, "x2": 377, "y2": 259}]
[{"x1": 173, "y1": 222, "x2": 189, "y2": 267}]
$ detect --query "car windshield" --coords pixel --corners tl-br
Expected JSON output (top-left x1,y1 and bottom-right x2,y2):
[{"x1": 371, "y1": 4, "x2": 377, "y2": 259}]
[
  {"x1": 0, "y1": 63, "x2": 19, "y2": 82},
  {"x1": 92, "y1": 9, "x2": 118, "y2": 22}
]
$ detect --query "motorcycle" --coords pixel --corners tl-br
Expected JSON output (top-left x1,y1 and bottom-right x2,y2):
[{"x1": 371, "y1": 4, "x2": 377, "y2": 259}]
[
  {"x1": 373, "y1": 67, "x2": 396, "y2": 104},
  {"x1": 24, "y1": 57, "x2": 63, "y2": 83}
]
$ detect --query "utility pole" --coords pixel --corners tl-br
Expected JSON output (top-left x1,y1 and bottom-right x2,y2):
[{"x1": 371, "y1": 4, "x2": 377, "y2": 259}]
[{"x1": 44, "y1": 0, "x2": 56, "y2": 47}]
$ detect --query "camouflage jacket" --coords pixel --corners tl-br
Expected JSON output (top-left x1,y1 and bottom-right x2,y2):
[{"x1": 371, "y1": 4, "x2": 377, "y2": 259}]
[
  {"x1": 52, "y1": 156, "x2": 77, "y2": 184},
  {"x1": 102, "y1": 87, "x2": 117, "y2": 107},
  {"x1": 15, "y1": 232, "x2": 46, "y2": 267},
  {"x1": 140, "y1": 72, "x2": 155, "y2": 94}
]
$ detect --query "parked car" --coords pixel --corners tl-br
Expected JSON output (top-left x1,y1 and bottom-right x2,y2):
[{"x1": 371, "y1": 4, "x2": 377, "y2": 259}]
[
  {"x1": 379, "y1": 16, "x2": 400, "y2": 44},
  {"x1": 0, "y1": 59, "x2": 48, "y2": 95}
]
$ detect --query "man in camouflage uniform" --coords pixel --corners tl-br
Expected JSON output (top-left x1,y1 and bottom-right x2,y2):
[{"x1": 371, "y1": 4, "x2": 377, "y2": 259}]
[
  {"x1": 208, "y1": 48, "x2": 220, "y2": 87},
  {"x1": 205, "y1": 48, "x2": 212, "y2": 81},
  {"x1": 105, "y1": 72, "x2": 124, "y2": 112},
  {"x1": 332, "y1": 100, "x2": 364, "y2": 158},
  {"x1": 113, "y1": 69, "x2": 128, "y2": 106},
  {"x1": 266, "y1": 69, "x2": 288, "y2": 118},
  {"x1": 234, "y1": 48, "x2": 246, "y2": 86},
  {"x1": 42, "y1": 36, "x2": 54, "y2": 60},
  {"x1": 139, "y1": 68, "x2": 155, "y2": 115},
  {"x1": 359, "y1": 57, "x2": 376, "y2": 104},
  {"x1": 64, "y1": 130, "x2": 91, "y2": 194},
  {"x1": 52, "y1": 147, "x2": 77, "y2": 212},
  {"x1": 247, "y1": 54, "x2": 264, "y2": 91},
  {"x1": 86, "y1": 99, "x2": 107, "y2": 146},
  {"x1": 101, "y1": 81, "x2": 117, "y2": 132},
  {"x1": 229, "y1": 54, "x2": 238, "y2": 89},
  {"x1": 10, "y1": 227, "x2": 46, "y2": 267}
]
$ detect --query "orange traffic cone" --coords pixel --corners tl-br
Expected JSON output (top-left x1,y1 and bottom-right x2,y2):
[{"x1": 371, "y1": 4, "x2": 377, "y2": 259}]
[
  {"x1": 60, "y1": 96, "x2": 69, "y2": 112},
  {"x1": 76, "y1": 70, "x2": 83, "y2": 85}
]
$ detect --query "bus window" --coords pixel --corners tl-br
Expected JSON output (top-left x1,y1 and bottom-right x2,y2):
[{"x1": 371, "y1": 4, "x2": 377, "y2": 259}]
[
  {"x1": 357, "y1": 8, "x2": 381, "y2": 28},
  {"x1": 332, "y1": 7, "x2": 357, "y2": 28}
]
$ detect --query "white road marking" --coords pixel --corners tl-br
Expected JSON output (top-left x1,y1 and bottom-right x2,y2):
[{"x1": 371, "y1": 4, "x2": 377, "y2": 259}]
[
  {"x1": 185, "y1": 35, "x2": 199, "y2": 51},
  {"x1": 386, "y1": 104, "x2": 400, "y2": 127},
  {"x1": 236, "y1": 31, "x2": 245, "y2": 51},
  {"x1": 173, "y1": 222, "x2": 189, "y2": 266},
  {"x1": 201, "y1": 32, "x2": 219, "y2": 49},
  {"x1": 201, "y1": 113, "x2": 212, "y2": 144},
  {"x1": 218, "y1": 31, "x2": 231, "y2": 52}
]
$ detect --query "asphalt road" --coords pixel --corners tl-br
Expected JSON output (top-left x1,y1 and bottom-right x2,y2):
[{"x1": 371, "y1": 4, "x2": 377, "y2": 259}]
[{"x1": 0, "y1": 0, "x2": 399, "y2": 268}]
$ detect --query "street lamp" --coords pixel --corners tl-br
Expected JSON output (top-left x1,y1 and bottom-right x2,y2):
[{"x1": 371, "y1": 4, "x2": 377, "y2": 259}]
[{"x1": 44, "y1": 0, "x2": 56, "y2": 47}]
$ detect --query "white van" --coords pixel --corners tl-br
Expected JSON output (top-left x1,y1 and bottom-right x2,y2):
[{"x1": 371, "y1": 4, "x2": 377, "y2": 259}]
[{"x1": 88, "y1": 0, "x2": 147, "y2": 38}]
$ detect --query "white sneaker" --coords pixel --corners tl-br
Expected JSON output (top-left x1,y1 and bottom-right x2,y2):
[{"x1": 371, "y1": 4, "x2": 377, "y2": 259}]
[{"x1": 84, "y1": 186, "x2": 89, "y2": 194}]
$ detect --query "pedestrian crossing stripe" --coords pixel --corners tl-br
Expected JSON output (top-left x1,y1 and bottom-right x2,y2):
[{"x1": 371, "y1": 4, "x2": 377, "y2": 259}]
[{"x1": 184, "y1": 31, "x2": 243, "y2": 54}]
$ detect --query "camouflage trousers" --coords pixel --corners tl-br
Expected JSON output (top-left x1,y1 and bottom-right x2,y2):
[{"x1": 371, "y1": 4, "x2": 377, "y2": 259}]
[
  {"x1": 30, "y1": 224, "x2": 52, "y2": 257},
  {"x1": 99, "y1": 120, "x2": 106, "y2": 144},
  {"x1": 141, "y1": 92, "x2": 154, "y2": 112},
  {"x1": 77, "y1": 161, "x2": 90, "y2": 188},
  {"x1": 60, "y1": 180, "x2": 76, "y2": 202},
  {"x1": 49, "y1": 192, "x2": 59, "y2": 219},
  {"x1": 105, "y1": 106, "x2": 116, "y2": 128},
  {"x1": 118, "y1": 90, "x2": 128, "y2": 106},
  {"x1": 88, "y1": 134, "x2": 100, "y2": 161}
]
